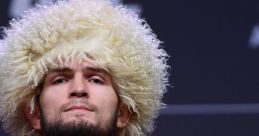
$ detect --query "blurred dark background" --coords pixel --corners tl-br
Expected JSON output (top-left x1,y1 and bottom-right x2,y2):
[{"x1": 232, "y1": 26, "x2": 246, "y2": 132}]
[{"x1": 1, "y1": 0, "x2": 259, "y2": 136}]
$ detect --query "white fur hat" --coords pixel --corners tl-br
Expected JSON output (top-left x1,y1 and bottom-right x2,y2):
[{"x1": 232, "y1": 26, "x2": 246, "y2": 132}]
[{"x1": 0, "y1": 0, "x2": 169, "y2": 136}]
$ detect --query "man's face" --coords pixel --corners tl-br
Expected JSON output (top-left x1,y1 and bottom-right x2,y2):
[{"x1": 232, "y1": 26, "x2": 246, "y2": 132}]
[{"x1": 28, "y1": 60, "x2": 130, "y2": 135}]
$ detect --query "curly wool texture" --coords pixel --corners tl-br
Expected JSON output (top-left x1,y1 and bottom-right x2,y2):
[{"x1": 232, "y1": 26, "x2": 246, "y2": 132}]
[{"x1": 0, "y1": 0, "x2": 169, "y2": 136}]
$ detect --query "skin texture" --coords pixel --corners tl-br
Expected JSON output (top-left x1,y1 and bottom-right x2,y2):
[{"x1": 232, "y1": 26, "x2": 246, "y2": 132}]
[{"x1": 28, "y1": 60, "x2": 131, "y2": 134}]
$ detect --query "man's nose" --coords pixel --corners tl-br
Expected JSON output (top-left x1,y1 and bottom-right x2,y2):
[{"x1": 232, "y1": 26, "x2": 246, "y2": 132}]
[{"x1": 70, "y1": 73, "x2": 88, "y2": 98}]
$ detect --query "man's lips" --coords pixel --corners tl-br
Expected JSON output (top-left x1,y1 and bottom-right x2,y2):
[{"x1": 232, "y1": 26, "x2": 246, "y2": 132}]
[{"x1": 65, "y1": 105, "x2": 93, "y2": 112}]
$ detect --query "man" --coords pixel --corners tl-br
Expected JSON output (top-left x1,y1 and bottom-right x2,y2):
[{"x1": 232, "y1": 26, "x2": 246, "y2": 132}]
[{"x1": 0, "y1": 0, "x2": 169, "y2": 136}]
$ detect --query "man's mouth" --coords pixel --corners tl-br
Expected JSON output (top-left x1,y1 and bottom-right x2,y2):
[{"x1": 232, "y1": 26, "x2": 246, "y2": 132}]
[{"x1": 65, "y1": 105, "x2": 93, "y2": 112}]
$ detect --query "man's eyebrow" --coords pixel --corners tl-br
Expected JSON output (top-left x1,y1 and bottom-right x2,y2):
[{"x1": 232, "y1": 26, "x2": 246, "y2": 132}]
[
  {"x1": 47, "y1": 67, "x2": 108, "y2": 74},
  {"x1": 48, "y1": 67, "x2": 72, "y2": 73},
  {"x1": 83, "y1": 66, "x2": 108, "y2": 74}
]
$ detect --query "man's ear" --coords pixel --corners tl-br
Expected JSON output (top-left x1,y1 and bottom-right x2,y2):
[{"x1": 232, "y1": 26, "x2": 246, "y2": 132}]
[
  {"x1": 24, "y1": 104, "x2": 41, "y2": 130},
  {"x1": 117, "y1": 102, "x2": 132, "y2": 128}
]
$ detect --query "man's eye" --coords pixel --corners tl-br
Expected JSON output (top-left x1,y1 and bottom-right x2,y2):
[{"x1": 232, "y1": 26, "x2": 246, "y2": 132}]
[
  {"x1": 89, "y1": 78, "x2": 104, "y2": 84},
  {"x1": 52, "y1": 78, "x2": 67, "y2": 84}
]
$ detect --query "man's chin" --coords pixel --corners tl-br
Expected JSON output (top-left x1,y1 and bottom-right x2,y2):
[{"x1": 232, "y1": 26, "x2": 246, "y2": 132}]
[
  {"x1": 62, "y1": 119, "x2": 92, "y2": 127},
  {"x1": 41, "y1": 120, "x2": 114, "y2": 136},
  {"x1": 40, "y1": 107, "x2": 119, "y2": 136},
  {"x1": 61, "y1": 116, "x2": 94, "y2": 125}
]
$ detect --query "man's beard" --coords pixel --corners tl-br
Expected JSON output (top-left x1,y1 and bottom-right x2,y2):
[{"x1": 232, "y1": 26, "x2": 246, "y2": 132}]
[{"x1": 40, "y1": 108, "x2": 119, "y2": 136}]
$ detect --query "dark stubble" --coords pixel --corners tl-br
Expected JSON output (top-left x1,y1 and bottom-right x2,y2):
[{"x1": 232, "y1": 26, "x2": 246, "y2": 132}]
[{"x1": 39, "y1": 106, "x2": 119, "y2": 136}]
